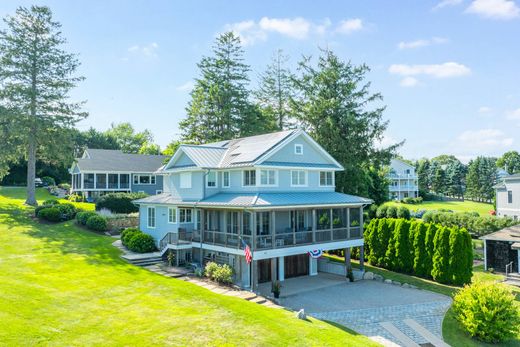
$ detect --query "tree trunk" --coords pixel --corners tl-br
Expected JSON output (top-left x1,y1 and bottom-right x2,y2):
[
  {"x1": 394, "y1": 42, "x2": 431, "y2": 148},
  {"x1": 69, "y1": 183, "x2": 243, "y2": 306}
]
[{"x1": 25, "y1": 134, "x2": 37, "y2": 206}]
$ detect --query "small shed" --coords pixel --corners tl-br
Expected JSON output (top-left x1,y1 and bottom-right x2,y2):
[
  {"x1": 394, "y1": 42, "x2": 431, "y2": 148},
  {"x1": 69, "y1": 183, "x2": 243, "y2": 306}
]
[{"x1": 481, "y1": 225, "x2": 520, "y2": 274}]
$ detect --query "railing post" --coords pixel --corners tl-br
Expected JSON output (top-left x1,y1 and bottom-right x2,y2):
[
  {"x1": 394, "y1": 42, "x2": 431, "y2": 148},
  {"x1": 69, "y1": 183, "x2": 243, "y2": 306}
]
[
  {"x1": 271, "y1": 210, "x2": 276, "y2": 249},
  {"x1": 329, "y1": 208, "x2": 333, "y2": 241},
  {"x1": 312, "y1": 209, "x2": 316, "y2": 242},
  {"x1": 347, "y1": 208, "x2": 350, "y2": 239}
]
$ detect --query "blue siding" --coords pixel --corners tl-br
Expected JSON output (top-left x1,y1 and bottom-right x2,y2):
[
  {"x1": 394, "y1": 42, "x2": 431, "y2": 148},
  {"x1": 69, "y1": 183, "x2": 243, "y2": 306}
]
[
  {"x1": 266, "y1": 134, "x2": 334, "y2": 166},
  {"x1": 139, "y1": 205, "x2": 175, "y2": 245},
  {"x1": 131, "y1": 174, "x2": 164, "y2": 195},
  {"x1": 173, "y1": 152, "x2": 196, "y2": 167},
  {"x1": 169, "y1": 171, "x2": 204, "y2": 200}
]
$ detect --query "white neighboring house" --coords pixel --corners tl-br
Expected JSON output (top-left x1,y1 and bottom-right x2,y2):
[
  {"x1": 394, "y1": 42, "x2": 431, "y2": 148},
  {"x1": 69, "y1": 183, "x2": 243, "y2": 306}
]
[
  {"x1": 388, "y1": 158, "x2": 419, "y2": 200},
  {"x1": 495, "y1": 174, "x2": 520, "y2": 220}
]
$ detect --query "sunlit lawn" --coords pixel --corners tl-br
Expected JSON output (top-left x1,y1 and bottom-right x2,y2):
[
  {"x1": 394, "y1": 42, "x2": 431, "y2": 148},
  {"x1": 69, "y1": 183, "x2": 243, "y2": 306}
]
[
  {"x1": 0, "y1": 187, "x2": 375, "y2": 346},
  {"x1": 384, "y1": 200, "x2": 494, "y2": 216}
]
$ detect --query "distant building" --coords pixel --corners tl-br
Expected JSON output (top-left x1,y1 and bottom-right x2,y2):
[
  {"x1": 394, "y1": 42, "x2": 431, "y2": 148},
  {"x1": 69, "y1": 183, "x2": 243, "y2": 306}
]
[
  {"x1": 387, "y1": 158, "x2": 419, "y2": 200},
  {"x1": 495, "y1": 174, "x2": 520, "y2": 220}
]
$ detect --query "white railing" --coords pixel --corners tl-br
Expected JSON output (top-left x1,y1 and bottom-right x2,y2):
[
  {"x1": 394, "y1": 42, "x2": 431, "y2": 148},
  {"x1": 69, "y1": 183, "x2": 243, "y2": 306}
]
[{"x1": 506, "y1": 261, "x2": 514, "y2": 278}]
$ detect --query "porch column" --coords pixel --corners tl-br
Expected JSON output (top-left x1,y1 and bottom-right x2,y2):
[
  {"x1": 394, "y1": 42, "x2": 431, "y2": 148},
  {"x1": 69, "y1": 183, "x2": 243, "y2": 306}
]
[
  {"x1": 347, "y1": 208, "x2": 351, "y2": 239},
  {"x1": 81, "y1": 173, "x2": 84, "y2": 190},
  {"x1": 344, "y1": 247, "x2": 351, "y2": 271},
  {"x1": 312, "y1": 209, "x2": 316, "y2": 242},
  {"x1": 278, "y1": 256, "x2": 285, "y2": 281},
  {"x1": 271, "y1": 211, "x2": 276, "y2": 248},
  {"x1": 252, "y1": 260, "x2": 258, "y2": 292},
  {"x1": 238, "y1": 211, "x2": 243, "y2": 249},
  {"x1": 271, "y1": 257, "x2": 277, "y2": 282},
  {"x1": 251, "y1": 212, "x2": 257, "y2": 292},
  {"x1": 200, "y1": 209, "x2": 205, "y2": 266},
  {"x1": 359, "y1": 245, "x2": 365, "y2": 271},
  {"x1": 329, "y1": 208, "x2": 333, "y2": 240},
  {"x1": 309, "y1": 256, "x2": 318, "y2": 276}
]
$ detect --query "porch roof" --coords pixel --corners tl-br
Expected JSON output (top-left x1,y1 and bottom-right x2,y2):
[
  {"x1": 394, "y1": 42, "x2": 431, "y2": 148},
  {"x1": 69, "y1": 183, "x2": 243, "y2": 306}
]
[{"x1": 134, "y1": 191, "x2": 372, "y2": 208}]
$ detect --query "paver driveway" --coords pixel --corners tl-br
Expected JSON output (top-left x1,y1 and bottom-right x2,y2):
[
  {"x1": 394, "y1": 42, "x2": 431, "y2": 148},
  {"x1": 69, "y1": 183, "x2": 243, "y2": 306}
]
[{"x1": 281, "y1": 279, "x2": 451, "y2": 346}]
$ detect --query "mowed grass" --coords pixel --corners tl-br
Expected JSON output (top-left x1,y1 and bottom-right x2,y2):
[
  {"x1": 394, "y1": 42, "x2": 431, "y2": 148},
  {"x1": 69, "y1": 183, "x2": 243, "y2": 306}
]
[
  {"x1": 0, "y1": 187, "x2": 375, "y2": 346},
  {"x1": 384, "y1": 200, "x2": 494, "y2": 216}
]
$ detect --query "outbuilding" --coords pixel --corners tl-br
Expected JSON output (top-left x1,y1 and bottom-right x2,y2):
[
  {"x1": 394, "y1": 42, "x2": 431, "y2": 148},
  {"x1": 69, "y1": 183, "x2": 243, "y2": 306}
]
[{"x1": 481, "y1": 225, "x2": 520, "y2": 274}]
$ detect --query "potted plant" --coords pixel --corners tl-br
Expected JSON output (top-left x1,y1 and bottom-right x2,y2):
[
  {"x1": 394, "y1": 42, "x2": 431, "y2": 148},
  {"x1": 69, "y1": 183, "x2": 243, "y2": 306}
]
[
  {"x1": 167, "y1": 249, "x2": 176, "y2": 267},
  {"x1": 272, "y1": 280, "x2": 281, "y2": 298}
]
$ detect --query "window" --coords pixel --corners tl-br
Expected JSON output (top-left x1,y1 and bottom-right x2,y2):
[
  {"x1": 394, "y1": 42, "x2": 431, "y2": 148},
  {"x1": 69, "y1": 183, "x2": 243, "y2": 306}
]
[
  {"x1": 96, "y1": 174, "x2": 106, "y2": 189},
  {"x1": 243, "y1": 170, "x2": 256, "y2": 186},
  {"x1": 206, "y1": 171, "x2": 217, "y2": 188},
  {"x1": 405, "y1": 169, "x2": 410, "y2": 174},
  {"x1": 508, "y1": 191, "x2": 513, "y2": 204},
  {"x1": 227, "y1": 211, "x2": 239, "y2": 233},
  {"x1": 120, "y1": 174, "x2": 130, "y2": 189},
  {"x1": 133, "y1": 175, "x2": 139, "y2": 185},
  {"x1": 139, "y1": 175, "x2": 150, "y2": 184},
  {"x1": 260, "y1": 169, "x2": 276, "y2": 186},
  {"x1": 180, "y1": 172, "x2": 192, "y2": 188},
  {"x1": 147, "y1": 207, "x2": 155, "y2": 228},
  {"x1": 84, "y1": 173, "x2": 94, "y2": 189},
  {"x1": 179, "y1": 208, "x2": 192, "y2": 223},
  {"x1": 320, "y1": 171, "x2": 334, "y2": 186},
  {"x1": 151, "y1": 175, "x2": 156, "y2": 185},
  {"x1": 108, "y1": 174, "x2": 118, "y2": 189},
  {"x1": 294, "y1": 144, "x2": 303, "y2": 155},
  {"x1": 133, "y1": 175, "x2": 156, "y2": 185},
  {"x1": 168, "y1": 208, "x2": 176, "y2": 224},
  {"x1": 222, "y1": 171, "x2": 230, "y2": 188},
  {"x1": 291, "y1": 170, "x2": 307, "y2": 186}
]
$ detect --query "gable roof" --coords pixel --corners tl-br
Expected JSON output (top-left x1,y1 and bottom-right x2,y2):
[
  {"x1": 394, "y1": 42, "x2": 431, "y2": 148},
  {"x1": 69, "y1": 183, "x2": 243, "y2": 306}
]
[
  {"x1": 163, "y1": 129, "x2": 343, "y2": 171},
  {"x1": 73, "y1": 149, "x2": 168, "y2": 172}
]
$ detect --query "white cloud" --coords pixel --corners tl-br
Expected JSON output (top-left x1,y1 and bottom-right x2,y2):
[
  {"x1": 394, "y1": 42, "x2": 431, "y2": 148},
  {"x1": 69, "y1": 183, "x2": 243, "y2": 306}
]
[
  {"x1": 400, "y1": 76, "x2": 419, "y2": 87},
  {"x1": 465, "y1": 0, "x2": 520, "y2": 19},
  {"x1": 128, "y1": 42, "x2": 159, "y2": 57},
  {"x1": 335, "y1": 18, "x2": 363, "y2": 34},
  {"x1": 478, "y1": 106, "x2": 493, "y2": 113},
  {"x1": 388, "y1": 62, "x2": 471, "y2": 78},
  {"x1": 176, "y1": 81, "x2": 194, "y2": 92},
  {"x1": 397, "y1": 37, "x2": 448, "y2": 49},
  {"x1": 506, "y1": 108, "x2": 520, "y2": 120},
  {"x1": 457, "y1": 128, "x2": 514, "y2": 151},
  {"x1": 222, "y1": 17, "x2": 364, "y2": 45},
  {"x1": 433, "y1": 0, "x2": 464, "y2": 10}
]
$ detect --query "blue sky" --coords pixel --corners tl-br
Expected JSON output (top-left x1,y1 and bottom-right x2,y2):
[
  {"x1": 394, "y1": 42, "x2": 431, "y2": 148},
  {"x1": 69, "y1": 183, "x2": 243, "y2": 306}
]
[{"x1": 2, "y1": 0, "x2": 519, "y2": 162}]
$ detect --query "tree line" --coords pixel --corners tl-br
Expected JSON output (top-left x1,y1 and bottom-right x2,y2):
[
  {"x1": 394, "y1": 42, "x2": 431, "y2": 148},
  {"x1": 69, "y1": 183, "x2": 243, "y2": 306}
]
[{"x1": 0, "y1": 6, "x2": 398, "y2": 205}]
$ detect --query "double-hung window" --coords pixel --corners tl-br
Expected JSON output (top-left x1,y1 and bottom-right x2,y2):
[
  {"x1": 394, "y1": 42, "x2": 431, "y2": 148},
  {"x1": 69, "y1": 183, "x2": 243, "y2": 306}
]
[
  {"x1": 260, "y1": 169, "x2": 276, "y2": 186},
  {"x1": 222, "y1": 171, "x2": 230, "y2": 188},
  {"x1": 179, "y1": 208, "x2": 192, "y2": 223},
  {"x1": 243, "y1": 170, "x2": 256, "y2": 186},
  {"x1": 294, "y1": 144, "x2": 303, "y2": 155},
  {"x1": 206, "y1": 171, "x2": 217, "y2": 188},
  {"x1": 291, "y1": 170, "x2": 307, "y2": 186},
  {"x1": 508, "y1": 191, "x2": 513, "y2": 204},
  {"x1": 168, "y1": 208, "x2": 177, "y2": 224},
  {"x1": 147, "y1": 207, "x2": 156, "y2": 228},
  {"x1": 319, "y1": 171, "x2": 334, "y2": 186}
]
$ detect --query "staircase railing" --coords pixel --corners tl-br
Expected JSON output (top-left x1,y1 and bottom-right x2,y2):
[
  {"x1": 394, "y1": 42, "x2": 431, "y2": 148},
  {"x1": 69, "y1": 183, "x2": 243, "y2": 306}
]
[
  {"x1": 506, "y1": 261, "x2": 513, "y2": 278},
  {"x1": 159, "y1": 231, "x2": 193, "y2": 252}
]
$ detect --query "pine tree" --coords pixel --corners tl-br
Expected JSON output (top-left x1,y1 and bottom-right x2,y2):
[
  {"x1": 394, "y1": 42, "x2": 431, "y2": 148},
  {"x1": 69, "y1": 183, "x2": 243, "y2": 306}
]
[
  {"x1": 445, "y1": 160, "x2": 466, "y2": 198},
  {"x1": 449, "y1": 227, "x2": 471, "y2": 285},
  {"x1": 416, "y1": 158, "x2": 431, "y2": 195},
  {"x1": 424, "y1": 223, "x2": 437, "y2": 277},
  {"x1": 393, "y1": 219, "x2": 413, "y2": 273},
  {"x1": 413, "y1": 222, "x2": 429, "y2": 277},
  {"x1": 431, "y1": 165, "x2": 447, "y2": 195},
  {"x1": 0, "y1": 6, "x2": 86, "y2": 205},
  {"x1": 432, "y1": 226, "x2": 452, "y2": 284},
  {"x1": 466, "y1": 157, "x2": 497, "y2": 202},
  {"x1": 254, "y1": 49, "x2": 294, "y2": 130}
]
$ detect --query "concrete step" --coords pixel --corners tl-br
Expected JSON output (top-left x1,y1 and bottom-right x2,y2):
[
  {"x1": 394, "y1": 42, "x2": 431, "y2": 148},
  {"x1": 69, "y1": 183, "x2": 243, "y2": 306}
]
[
  {"x1": 507, "y1": 272, "x2": 520, "y2": 280},
  {"x1": 249, "y1": 296, "x2": 267, "y2": 305},
  {"x1": 131, "y1": 259, "x2": 163, "y2": 266},
  {"x1": 504, "y1": 278, "x2": 520, "y2": 287}
]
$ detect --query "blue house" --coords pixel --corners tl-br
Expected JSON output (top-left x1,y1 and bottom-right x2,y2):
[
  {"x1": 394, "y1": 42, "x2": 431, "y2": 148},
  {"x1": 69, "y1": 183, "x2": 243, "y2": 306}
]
[
  {"x1": 70, "y1": 148, "x2": 168, "y2": 199},
  {"x1": 135, "y1": 129, "x2": 372, "y2": 289}
]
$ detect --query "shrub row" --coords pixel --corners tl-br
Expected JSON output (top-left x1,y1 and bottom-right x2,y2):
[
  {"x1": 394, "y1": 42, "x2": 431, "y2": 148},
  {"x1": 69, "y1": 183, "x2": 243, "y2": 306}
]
[
  {"x1": 120, "y1": 227, "x2": 156, "y2": 253},
  {"x1": 365, "y1": 218, "x2": 473, "y2": 285},
  {"x1": 204, "y1": 262, "x2": 234, "y2": 284},
  {"x1": 36, "y1": 201, "x2": 78, "y2": 222},
  {"x1": 76, "y1": 211, "x2": 108, "y2": 232},
  {"x1": 423, "y1": 210, "x2": 519, "y2": 237},
  {"x1": 402, "y1": 197, "x2": 423, "y2": 204},
  {"x1": 375, "y1": 205, "x2": 411, "y2": 220},
  {"x1": 95, "y1": 192, "x2": 148, "y2": 214}
]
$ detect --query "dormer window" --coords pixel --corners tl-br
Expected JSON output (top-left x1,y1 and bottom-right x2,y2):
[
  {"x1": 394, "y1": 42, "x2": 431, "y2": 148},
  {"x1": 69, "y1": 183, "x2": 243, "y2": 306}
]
[
  {"x1": 206, "y1": 171, "x2": 217, "y2": 188},
  {"x1": 294, "y1": 144, "x2": 303, "y2": 155}
]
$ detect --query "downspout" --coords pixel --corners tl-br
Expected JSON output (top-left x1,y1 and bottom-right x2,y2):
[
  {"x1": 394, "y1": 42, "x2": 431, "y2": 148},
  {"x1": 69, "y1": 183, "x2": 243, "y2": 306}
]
[{"x1": 199, "y1": 169, "x2": 210, "y2": 268}]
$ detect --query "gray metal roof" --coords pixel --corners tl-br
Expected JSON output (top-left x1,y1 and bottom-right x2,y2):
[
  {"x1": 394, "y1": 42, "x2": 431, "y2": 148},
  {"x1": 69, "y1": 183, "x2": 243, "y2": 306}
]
[
  {"x1": 481, "y1": 224, "x2": 520, "y2": 242},
  {"x1": 75, "y1": 149, "x2": 168, "y2": 172},
  {"x1": 259, "y1": 161, "x2": 339, "y2": 169},
  {"x1": 180, "y1": 145, "x2": 227, "y2": 168},
  {"x1": 134, "y1": 191, "x2": 372, "y2": 207}
]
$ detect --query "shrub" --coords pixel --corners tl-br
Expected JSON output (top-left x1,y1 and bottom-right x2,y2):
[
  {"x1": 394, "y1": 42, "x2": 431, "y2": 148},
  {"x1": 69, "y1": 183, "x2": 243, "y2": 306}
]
[
  {"x1": 367, "y1": 204, "x2": 378, "y2": 220},
  {"x1": 58, "y1": 183, "x2": 71, "y2": 191},
  {"x1": 204, "y1": 262, "x2": 219, "y2": 279},
  {"x1": 396, "y1": 206, "x2": 411, "y2": 219},
  {"x1": 432, "y1": 226, "x2": 452, "y2": 284},
  {"x1": 386, "y1": 206, "x2": 398, "y2": 219},
  {"x1": 453, "y1": 282, "x2": 520, "y2": 343},
  {"x1": 413, "y1": 222, "x2": 429, "y2": 277},
  {"x1": 402, "y1": 197, "x2": 423, "y2": 204},
  {"x1": 95, "y1": 192, "x2": 148, "y2": 214},
  {"x1": 213, "y1": 264, "x2": 234, "y2": 284},
  {"x1": 121, "y1": 227, "x2": 140, "y2": 246},
  {"x1": 41, "y1": 176, "x2": 56, "y2": 186},
  {"x1": 449, "y1": 227, "x2": 473, "y2": 285},
  {"x1": 55, "y1": 203, "x2": 77, "y2": 221},
  {"x1": 376, "y1": 205, "x2": 388, "y2": 219},
  {"x1": 127, "y1": 232, "x2": 156, "y2": 253},
  {"x1": 76, "y1": 211, "x2": 98, "y2": 225},
  {"x1": 37, "y1": 207, "x2": 61, "y2": 222},
  {"x1": 42, "y1": 199, "x2": 59, "y2": 206},
  {"x1": 68, "y1": 193, "x2": 84, "y2": 202},
  {"x1": 391, "y1": 219, "x2": 413, "y2": 273},
  {"x1": 86, "y1": 215, "x2": 108, "y2": 231}
]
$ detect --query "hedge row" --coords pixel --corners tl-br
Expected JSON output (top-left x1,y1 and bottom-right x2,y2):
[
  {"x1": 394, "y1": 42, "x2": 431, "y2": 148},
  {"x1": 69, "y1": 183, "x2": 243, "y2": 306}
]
[
  {"x1": 423, "y1": 210, "x2": 519, "y2": 237},
  {"x1": 95, "y1": 192, "x2": 148, "y2": 214},
  {"x1": 76, "y1": 211, "x2": 108, "y2": 232},
  {"x1": 365, "y1": 218, "x2": 473, "y2": 285},
  {"x1": 36, "y1": 201, "x2": 78, "y2": 222},
  {"x1": 121, "y1": 228, "x2": 156, "y2": 253},
  {"x1": 374, "y1": 205, "x2": 411, "y2": 220}
]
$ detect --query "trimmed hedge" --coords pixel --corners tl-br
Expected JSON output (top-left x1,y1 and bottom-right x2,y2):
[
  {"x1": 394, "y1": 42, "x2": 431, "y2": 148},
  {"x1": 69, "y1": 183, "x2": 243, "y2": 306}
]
[
  {"x1": 86, "y1": 215, "x2": 108, "y2": 232},
  {"x1": 55, "y1": 203, "x2": 77, "y2": 221},
  {"x1": 95, "y1": 192, "x2": 148, "y2": 214},
  {"x1": 120, "y1": 228, "x2": 155, "y2": 253},
  {"x1": 76, "y1": 211, "x2": 98, "y2": 225},
  {"x1": 376, "y1": 205, "x2": 411, "y2": 220},
  {"x1": 121, "y1": 227, "x2": 140, "y2": 246},
  {"x1": 364, "y1": 218, "x2": 473, "y2": 285},
  {"x1": 37, "y1": 207, "x2": 61, "y2": 222}
]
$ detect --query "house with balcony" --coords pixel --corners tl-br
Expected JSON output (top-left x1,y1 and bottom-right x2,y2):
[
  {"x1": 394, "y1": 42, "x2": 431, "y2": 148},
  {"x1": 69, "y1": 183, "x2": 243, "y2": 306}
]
[
  {"x1": 134, "y1": 129, "x2": 372, "y2": 290},
  {"x1": 69, "y1": 148, "x2": 168, "y2": 199},
  {"x1": 388, "y1": 158, "x2": 418, "y2": 200}
]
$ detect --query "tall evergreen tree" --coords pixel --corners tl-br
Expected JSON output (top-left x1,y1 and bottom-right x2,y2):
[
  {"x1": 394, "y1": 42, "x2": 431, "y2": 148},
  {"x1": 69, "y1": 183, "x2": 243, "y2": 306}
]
[
  {"x1": 254, "y1": 49, "x2": 294, "y2": 130},
  {"x1": 413, "y1": 222, "x2": 429, "y2": 277},
  {"x1": 432, "y1": 226, "x2": 452, "y2": 284},
  {"x1": 416, "y1": 158, "x2": 431, "y2": 195},
  {"x1": 0, "y1": 6, "x2": 86, "y2": 205},
  {"x1": 431, "y1": 165, "x2": 447, "y2": 195},
  {"x1": 180, "y1": 32, "x2": 271, "y2": 143},
  {"x1": 291, "y1": 49, "x2": 401, "y2": 197},
  {"x1": 445, "y1": 160, "x2": 466, "y2": 198},
  {"x1": 449, "y1": 227, "x2": 473, "y2": 285},
  {"x1": 466, "y1": 156, "x2": 497, "y2": 202},
  {"x1": 424, "y1": 223, "x2": 438, "y2": 277}
]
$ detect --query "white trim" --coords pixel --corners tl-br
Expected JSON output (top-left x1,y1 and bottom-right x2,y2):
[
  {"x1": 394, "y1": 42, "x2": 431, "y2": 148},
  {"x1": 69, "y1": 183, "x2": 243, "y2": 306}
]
[
  {"x1": 147, "y1": 206, "x2": 156, "y2": 229},
  {"x1": 168, "y1": 207, "x2": 177, "y2": 224},
  {"x1": 205, "y1": 171, "x2": 218, "y2": 188},
  {"x1": 258, "y1": 169, "x2": 278, "y2": 187},
  {"x1": 179, "y1": 208, "x2": 193, "y2": 223},
  {"x1": 222, "y1": 171, "x2": 231, "y2": 188},
  {"x1": 319, "y1": 171, "x2": 334, "y2": 187},
  {"x1": 294, "y1": 143, "x2": 303, "y2": 155},
  {"x1": 242, "y1": 169, "x2": 257, "y2": 187},
  {"x1": 253, "y1": 238, "x2": 364, "y2": 260},
  {"x1": 290, "y1": 170, "x2": 308, "y2": 187},
  {"x1": 133, "y1": 174, "x2": 157, "y2": 185}
]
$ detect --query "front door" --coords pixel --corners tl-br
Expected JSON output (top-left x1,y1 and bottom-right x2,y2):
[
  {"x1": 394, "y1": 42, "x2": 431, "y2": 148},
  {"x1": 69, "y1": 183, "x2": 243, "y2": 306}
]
[
  {"x1": 258, "y1": 259, "x2": 272, "y2": 283},
  {"x1": 284, "y1": 254, "x2": 309, "y2": 279}
]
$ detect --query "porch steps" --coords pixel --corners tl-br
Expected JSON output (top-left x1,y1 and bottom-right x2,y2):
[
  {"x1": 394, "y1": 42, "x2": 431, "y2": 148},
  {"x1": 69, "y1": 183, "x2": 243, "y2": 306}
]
[
  {"x1": 505, "y1": 273, "x2": 520, "y2": 287},
  {"x1": 126, "y1": 256, "x2": 163, "y2": 267}
]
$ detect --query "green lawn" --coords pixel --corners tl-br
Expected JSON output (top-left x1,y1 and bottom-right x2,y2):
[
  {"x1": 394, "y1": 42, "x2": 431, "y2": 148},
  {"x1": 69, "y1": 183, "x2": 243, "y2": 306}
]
[
  {"x1": 384, "y1": 200, "x2": 493, "y2": 216},
  {"x1": 0, "y1": 187, "x2": 375, "y2": 346}
]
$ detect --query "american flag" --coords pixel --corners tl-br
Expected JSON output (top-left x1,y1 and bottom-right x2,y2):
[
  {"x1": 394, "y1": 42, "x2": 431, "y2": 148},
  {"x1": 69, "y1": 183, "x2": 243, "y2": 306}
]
[{"x1": 241, "y1": 239, "x2": 252, "y2": 264}]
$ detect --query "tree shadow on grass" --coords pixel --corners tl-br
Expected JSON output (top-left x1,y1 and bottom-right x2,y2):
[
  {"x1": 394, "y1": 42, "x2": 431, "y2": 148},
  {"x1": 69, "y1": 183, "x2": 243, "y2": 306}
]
[{"x1": 322, "y1": 320, "x2": 366, "y2": 337}]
